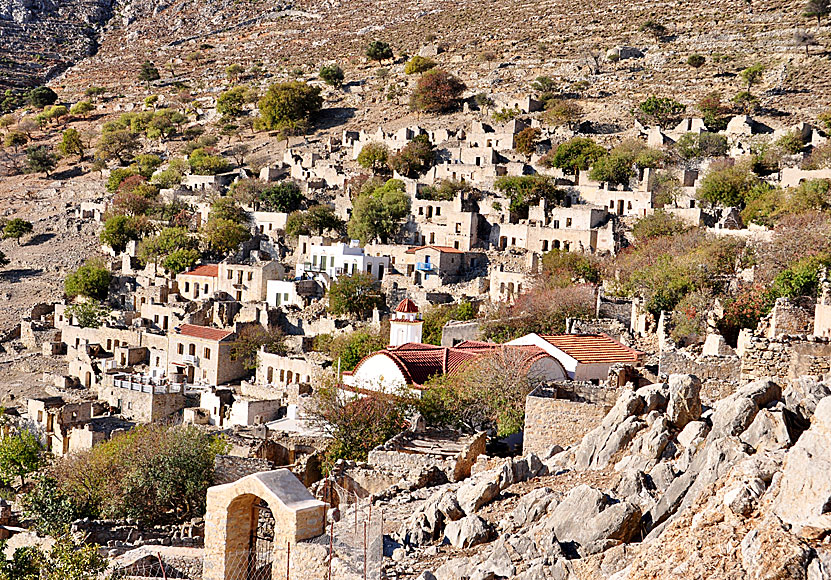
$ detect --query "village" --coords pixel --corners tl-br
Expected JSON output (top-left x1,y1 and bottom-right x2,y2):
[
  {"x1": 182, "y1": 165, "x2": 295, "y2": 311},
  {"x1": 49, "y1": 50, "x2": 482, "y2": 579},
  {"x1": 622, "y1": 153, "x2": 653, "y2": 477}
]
[{"x1": 1, "y1": 0, "x2": 831, "y2": 571}]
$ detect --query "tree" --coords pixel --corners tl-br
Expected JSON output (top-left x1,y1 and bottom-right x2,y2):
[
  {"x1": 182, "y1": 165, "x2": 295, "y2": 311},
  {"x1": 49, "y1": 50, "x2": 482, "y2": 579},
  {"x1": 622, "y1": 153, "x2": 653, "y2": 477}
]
[
  {"x1": 162, "y1": 248, "x2": 201, "y2": 275},
  {"x1": 389, "y1": 134, "x2": 435, "y2": 177},
  {"x1": 698, "y1": 92, "x2": 730, "y2": 131},
  {"x1": 347, "y1": 179, "x2": 411, "y2": 243},
  {"x1": 0, "y1": 250, "x2": 8, "y2": 267},
  {"x1": 216, "y1": 86, "x2": 247, "y2": 118},
  {"x1": 230, "y1": 326, "x2": 286, "y2": 371},
  {"x1": 543, "y1": 99, "x2": 582, "y2": 128},
  {"x1": 65, "y1": 301, "x2": 109, "y2": 328},
  {"x1": 0, "y1": 430, "x2": 44, "y2": 488},
  {"x1": 138, "y1": 61, "x2": 161, "y2": 87},
  {"x1": 804, "y1": 0, "x2": 830, "y2": 25},
  {"x1": 209, "y1": 197, "x2": 248, "y2": 224},
  {"x1": 58, "y1": 128, "x2": 85, "y2": 160},
  {"x1": 69, "y1": 100, "x2": 94, "y2": 117},
  {"x1": 3, "y1": 130, "x2": 27, "y2": 153},
  {"x1": 259, "y1": 181, "x2": 304, "y2": 213},
  {"x1": 256, "y1": 81, "x2": 322, "y2": 133},
  {"x1": 95, "y1": 129, "x2": 140, "y2": 164},
  {"x1": 635, "y1": 96, "x2": 686, "y2": 127},
  {"x1": 319, "y1": 64, "x2": 345, "y2": 88},
  {"x1": 327, "y1": 273, "x2": 384, "y2": 318},
  {"x1": 24, "y1": 145, "x2": 57, "y2": 176},
  {"x1": 675, "y1": 132, "x2": 728, "y2": 159},
  {"x1": 100, "y1": 215, "x2": 150, "y2": 254},
  {"x1": 404, "y1": 56, "x2": 436, "y2": 75},
  {"x1": 226, "y1": 63, "x2": 245, "y2": 81},
  {"x1": 285, "y1": 205, "x2": 344, "y2": 237},
  {"x1": 27, "y1": 86, "x2": 58, "y2": 108},
  {"x1": 741, "y1": 63, "x2": 765, "y2": 93},
  {"x1": 632, "y1": 210, "x2": 691, "y2": 240},
  {"x1": 3, "y1": 218, "x2": 32, "y2": 245},
  {"x1": 202, "y1": 218, "x2": 251, "y2": 255},
  {"x1": 357, "y1": 142, "x2": 390, "y2": 173},
  {"x1": 697, "y1": 162, "x2": 758, "y2": 207},
  {"x1": 65, "y1": 261, "x2": 111, "y2": 300},
  {"x1": 366, "y1": 40, "x2": 394, "y2": 63},
  {"x1": 794, "y1": 30, "x2": 819, "y2": 55},
  {"x1": 410, "y1": 69, "x2": 466, "y2": 114},
  {"x1": 542, "y1": 137, "x2": 606, "y2": 174},
  {"x1": 188, "y1": 148, "x2": 231, "y2": 175},
  {"x1": 514, "y1": 127, "x2": 541, "y2": 159},
  {"x1": 137, "y1": 226, "x2": 198, "y2": 266},
  {"x1": 639, "y1": 19, "x2": 668, "y2": 40},
  {"x1": 495, "y1": 175, "x2": 564, "y2": 213}
]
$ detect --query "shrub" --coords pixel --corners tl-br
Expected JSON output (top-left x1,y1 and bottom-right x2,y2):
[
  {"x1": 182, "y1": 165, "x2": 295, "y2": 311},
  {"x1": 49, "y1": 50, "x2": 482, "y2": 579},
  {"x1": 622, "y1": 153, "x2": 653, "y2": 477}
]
[
  {"x1": 389, "y1": 135, "x2": 434, "y2": 177},
  {"x1": 495, "y1": 175, "x2": 563, "y2": 214},
  {"x1": 259, "y1": 181, "x2": 304, "y2": 213},
  {"x1": 514, "y1": 127, "x2": 541, "y2": 158},
  {"x1": 256, "y1": 82, "x2": 322, "y2": 133},
  {"x1": 639, "y1": 19, "x2": 668, "y2": 40},
  {"x1": 635, "y1": 96, "x2": 686, "y2": 127},
  {"x1": 675, "y1": 132, "x2": 728, "y2": 159},
  {"x1": 687, "y1": 54, "x2": 706, "y2": 68},
  {"x1": 327, "y1": 272, "x2": 385, "y2": 318},
  {"x1": 542, "y1": 137, "x2": 606, "y2": 174},
  {"x1": 491, "y1": 107, "x2": 521, "y2": 122},
  {"x1": 347, "y1": 179, "x2": 411, "y2": 243},
  {"x1": 404, "y1": 56, "x2": 436, "y2": 75},
  {"x1": 188, "y1": 148, "x2": 231, "y2": 175},
  {"x1": 768, "y1": 252, "x2": 831, "y2": 300},
  {"x1": 64, "y1": 260, "x2": 111, "y2": 300},
  {"x1": 543, "y1": 100, "x2": 582, "y2": 127},
  {"x1": 366, "y1": 41, "x2": 394, "y2": 63},
  {"x1": 697, "y1": 162, "x2": 757, "y2": 207},
  {"x1": 717, "y1": 284, "x2": 770, "y2": 344},
  {"x1": 324, "y1": 329, "x2": 388, "y2": 371},
  {"x1": 27, "y1": 86, "x2": 58, "y2": 108},
  {"x1": 632, "y1": 211, "x2": 690, "y2": 241},
  {"x1": 410, "y1": 69, "x2": 466, "y2": 114},
  {"x1": 356, "y1": 142, "x2": 390, "y2": 172},
  {"x1": 319, "y1": 64, "x2": 345, "y2": 87},
  {"x1": 776, "y1": 130, "x2": 805, "y2": 155},
  {"x1": 541, "y1": 249, "x2": 600, "y2": 286},
  {"x1": 230, "y1": 326, "x2": 286, "y2": 371},
  {"x1": 421, "y1": 302, "x2": 476, "y2": 345}
]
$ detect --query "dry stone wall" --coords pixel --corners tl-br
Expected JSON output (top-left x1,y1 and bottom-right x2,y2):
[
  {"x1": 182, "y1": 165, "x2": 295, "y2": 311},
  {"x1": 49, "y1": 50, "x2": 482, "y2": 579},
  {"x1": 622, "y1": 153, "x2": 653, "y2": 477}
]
[
  {"x1": 740, "y1": 335, "x2": 831, "y2": 383},
  {"x1": 523, "y1": 385, "x2": 612, "y2": 456}
]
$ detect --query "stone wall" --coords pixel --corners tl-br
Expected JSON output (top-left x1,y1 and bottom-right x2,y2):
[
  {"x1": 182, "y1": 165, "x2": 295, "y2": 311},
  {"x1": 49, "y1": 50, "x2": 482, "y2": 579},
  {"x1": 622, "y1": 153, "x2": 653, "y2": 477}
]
[
  {"x1": 71, "y1": 518, "x2": 204, "y2": 549},
  {"x1": 566, "y1": 317, "x2": 630, "y2": 342},
  {"x1": 740, "y1": 335, "x2": 831, "y2": 383},
  {"x1": 523, "y1": 385, "x2": 612, "y2": 456},
  {"x1": 659, "y1": 350, "x2": 741, "y2": 381},
  {"x1": 213, "y1": 455, "x2": 274, "y2": 485}
]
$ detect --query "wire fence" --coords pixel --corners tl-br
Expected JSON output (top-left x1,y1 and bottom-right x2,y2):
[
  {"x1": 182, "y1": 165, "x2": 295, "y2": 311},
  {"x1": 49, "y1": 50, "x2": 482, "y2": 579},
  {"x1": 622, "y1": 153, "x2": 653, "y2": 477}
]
[{"x1": 108, "y1": 481, "x2": 383, "y2": 580}]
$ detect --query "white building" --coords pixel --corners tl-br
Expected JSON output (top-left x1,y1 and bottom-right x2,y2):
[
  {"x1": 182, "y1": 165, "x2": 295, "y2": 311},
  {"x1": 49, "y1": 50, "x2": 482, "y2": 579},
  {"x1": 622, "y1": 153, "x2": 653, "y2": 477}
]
[
  {"x1": 296, "y1": 240, "x2": 390, "y2": 285},
  {"x1": 389, "y1": 299, "x2": 423, "y2": 346}
]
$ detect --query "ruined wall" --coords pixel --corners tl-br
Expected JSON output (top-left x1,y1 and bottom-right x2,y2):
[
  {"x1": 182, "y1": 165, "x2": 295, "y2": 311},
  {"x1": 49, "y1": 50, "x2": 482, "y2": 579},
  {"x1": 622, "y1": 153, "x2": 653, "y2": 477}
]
[
  {"x1": 659, "y1": 350, "x2": 741, "y2": 381},
  {"x1": 740, "y1": 335, "x2": 831, "y2": 383},
  {"x1": 523, "y1": 386, "x2": 611, "y2": 456},
  {"x1": 213, "y1": 455, "x2": 275, "y2": 485}
]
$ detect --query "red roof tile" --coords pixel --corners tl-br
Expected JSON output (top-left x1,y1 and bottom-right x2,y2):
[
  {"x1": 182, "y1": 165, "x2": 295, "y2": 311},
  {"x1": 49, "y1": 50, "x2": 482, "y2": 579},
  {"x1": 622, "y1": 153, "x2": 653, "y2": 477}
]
[
  {"x1": 176, "y1": 324, "x2": 234, "y2": 341},
  {"x1": 395, "y1": 299, "x2": 419, "y2": 313},
  {"x1": 540, "y1": 334, "x2": 643, "y2": 364},
  {"x1": 405, "y1": 245, "x2": 465, "y2": 254},
  {"x1": 181, "y1": 264, "x2": 219, "y2": 278}
]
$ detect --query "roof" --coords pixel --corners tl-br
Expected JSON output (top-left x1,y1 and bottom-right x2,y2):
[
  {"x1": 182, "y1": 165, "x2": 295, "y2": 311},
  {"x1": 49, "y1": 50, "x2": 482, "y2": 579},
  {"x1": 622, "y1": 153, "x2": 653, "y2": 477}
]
[
  {"x1": 180, "y1": 264, "x2": 219, "y2": 278},
  {"x1": 176, "y1": 324, "x2": 234, "y2": 342},
  {"x1": 395, "y1": 298, "x2": 419, "y2": 313},
  {"x1": 350, "y1": 341, "x2": 558, "y2": 388},
  {"x1": 539, "y1": 334, "x2": 643, "y2": 364},
  {"x1": 405, "y1": 245, "x2": 465, "y2": 254}
]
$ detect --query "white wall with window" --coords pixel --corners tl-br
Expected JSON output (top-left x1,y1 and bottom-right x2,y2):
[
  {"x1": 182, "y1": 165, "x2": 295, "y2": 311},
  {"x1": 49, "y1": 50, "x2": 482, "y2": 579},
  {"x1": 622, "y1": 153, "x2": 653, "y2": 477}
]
[{"x1": 296, "y1": 240, "x2": 390, "y2": 282}]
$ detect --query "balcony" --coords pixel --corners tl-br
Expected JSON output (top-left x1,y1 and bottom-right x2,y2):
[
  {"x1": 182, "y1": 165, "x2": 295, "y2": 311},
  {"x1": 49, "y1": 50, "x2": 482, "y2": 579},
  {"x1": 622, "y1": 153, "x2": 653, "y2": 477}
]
[
  {"x1": 182, "y1": 354, "x2": 199, "y2": 365},
  {"x1": 303, "y1": 262, "x2": 326, "y2": 273},
  {"x1": 416, "y1": 262, "x2": 435, "y2": 271}
]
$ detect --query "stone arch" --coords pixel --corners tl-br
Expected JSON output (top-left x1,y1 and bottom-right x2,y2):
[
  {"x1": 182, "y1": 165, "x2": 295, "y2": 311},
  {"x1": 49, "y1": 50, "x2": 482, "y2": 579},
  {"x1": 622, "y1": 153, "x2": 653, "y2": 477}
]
[{"x1": 203, "y1": 470, "x2": 325, "y2": 580}]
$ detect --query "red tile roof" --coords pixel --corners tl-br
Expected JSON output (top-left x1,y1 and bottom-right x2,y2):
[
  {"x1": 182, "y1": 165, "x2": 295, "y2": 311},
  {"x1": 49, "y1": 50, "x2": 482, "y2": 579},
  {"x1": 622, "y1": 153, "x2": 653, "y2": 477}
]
[
  {"x1": 540, "y1": 334, "x2": 643, "y2": 364},
  {"x1": 180, "y1": 264, "x2": 219, "y2": 278},
  {"x1": 176, "y1": 324, "x2": 234, "y2": 342},
  {"x1": 395, "y1": 298, "x2": 419, "y2": 313},
  {"x1": 350, "y1": 341, "x2": 561, "y2": 388},
  {"x1": 405, "y1": 245, "x2": 465, "y2": 254}
]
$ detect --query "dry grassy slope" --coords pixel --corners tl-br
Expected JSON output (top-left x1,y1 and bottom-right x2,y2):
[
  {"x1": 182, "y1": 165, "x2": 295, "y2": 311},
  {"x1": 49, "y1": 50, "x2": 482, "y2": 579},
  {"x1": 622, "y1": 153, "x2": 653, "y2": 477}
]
[{"x1": 53, "y1": 0, "x2": 830, "y2": 124}]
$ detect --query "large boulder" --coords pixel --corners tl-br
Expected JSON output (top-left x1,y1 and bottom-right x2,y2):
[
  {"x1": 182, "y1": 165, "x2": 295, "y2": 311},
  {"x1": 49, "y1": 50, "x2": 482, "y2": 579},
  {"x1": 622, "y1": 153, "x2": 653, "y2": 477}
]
[
  {"x1": 444, "y1": 515, "x2": 490, "y2": 549},
  {"x1": 511, "y1": 487, "x2": 557, "y2": 528},
  {"x1": 457, "y1": 472, "x2": 502, "y2": 515},
  {"x1": 666, "y1": 374, "x2": 702, "y2": 428},
  {"x1": 773, "y1": 396, "x2": 831, "y2": 534}
]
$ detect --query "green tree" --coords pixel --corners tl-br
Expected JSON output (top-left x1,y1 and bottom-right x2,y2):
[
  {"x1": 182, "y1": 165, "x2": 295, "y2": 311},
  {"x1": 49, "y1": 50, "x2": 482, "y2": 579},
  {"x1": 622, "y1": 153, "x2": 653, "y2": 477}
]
[
  {"x1": 285, "y1": 205, "x2": 344, "y2": 237},
  {"x1": 389, "y1": 135, "x2": 435, "y2": 177},
  {"x1": 588, "y1": 154, "x2": 635, "y2": 186},
  {"x1": 0, "y1": 431, "x2": 44, "y2": 489},
  {"x1": 138, "y1": 61, "x2": 161, "y2": 87},
  {"x1": 137, "y1": 226, "x2": 198, "y2": 266},
  {"x1": 259, "y1": 181, "x2": 304, "y2": 212},
  {"x1": 100, "y1": 215, "x2": 150, "y2": 254},
  {"x1": 543, "y1": 136, "x2": 606, "y2": 174},
  {"x1": 410, "y1": 69, "x2": 466, "y2": 114},
  {"x1": 22, "y1": 476, "x2": 90, "y2": 535},
  {"x1": 635, "y1": 96, "x2": 686, "y2": 127},
  {"x1": 404, "y1": 56, "x2": 436, "y2": 74},
  {"x1": 24, "y1": 145, "x2": 57, "y2": 176},
  {"x1": 421, "y1": 302, "x2": 476, "y2": 345},
  {"x1": 0, "y1": 250, "x2": 8, "y2": 267},
  {"x1": 347, "y1": 179, "x2": 411, "y2": 243},
  {"x1": 327, "y1": 272, "x2": 384, "y2": 318},
  {"x1": 226, "y1": 63, "x2": 245, "y2": 81},
  {"x1": 202, "y1": 218, "x2": 251, "y2": 255},
  {"x1": 319, "y1": 64, "x2": 345, "y2": 88},
  {"x1": 256, "y1": 81, "x2": 322, "y2": 133},
  {"x1": 58, "y1": 128, "x2": 85, "y2": 160},
  {"x1": 64, "y1": 261, "x2": 111, "y2": 300},
  {"x1": 698, "y1": 163, "x2": 757, "y2": 207},
  {"x1": 741, "y1": 63, "x2": 765, "y2": 93},
  {"x1": 161, "y1": 248, "x2": 200, "y2": 275},
  {"x1": 217, "y1": 86, "x2": 247, "y2": 118},
  {"x1": 209, "y1": 197, "x2": 248, "y2": 223},
  {"x1": 65, "y1": 301, "x2": 109, "y2": 328},
  {"x1": 188, "y1": 148, "x2": 231, "y2": 175},
  {"x1": 230, "y1": 326, "x2": 286, "y2": 371},
  {"x1": 27, "y1": 86, "x2": 58, "y2": 108},
  {"x1": 365, "y1": 40, "x2": 394, "y2": 63},
  {"x1": 632, "y1": 210, "x2": 691, "y2": 240},
  {"x1": 3, "y1": 218, "x2": 33, "y2": 245},
  {"x1": 357, "y1": 142, "x2": 390, "y2": 173},
  {"x1": 639, "y1": 19, "x2": 668, "y2": 40},
  {"x1": 495, "y1": 175, "x2": 563, "y2": 213},
  {"x1": 95, "y1": 129, "x2": 140, "y2": 164}
]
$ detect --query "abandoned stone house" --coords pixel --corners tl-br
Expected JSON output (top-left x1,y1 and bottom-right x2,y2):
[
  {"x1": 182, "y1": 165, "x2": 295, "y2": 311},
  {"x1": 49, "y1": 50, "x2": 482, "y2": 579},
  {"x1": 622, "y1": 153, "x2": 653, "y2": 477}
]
[
  {"x1": 99, "y1": 372, "x2": 188, "y2": 422},
  {"x1": 198, "y1": 387, "x2": 283, "y2": 428},
  {"x1": 168, "y1": 324, "x2": 246, "y2": 386},
  {"x1": 177, "y1": 258, "x2": 284, "y2": 303},
  {"x1": 255, "y1": 350, "x2": 322, "y2": 389},
  {"x1": 27, "y1": 396, "x2": 133, "y2": 455}
]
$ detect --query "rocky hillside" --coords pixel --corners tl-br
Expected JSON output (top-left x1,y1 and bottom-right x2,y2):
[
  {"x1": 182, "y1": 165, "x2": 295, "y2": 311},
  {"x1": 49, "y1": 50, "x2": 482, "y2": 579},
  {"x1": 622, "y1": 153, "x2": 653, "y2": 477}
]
[{"x1": 379, "y1": 374, "x2": 831, "y2": 579}]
